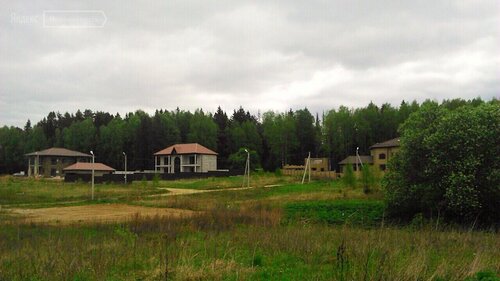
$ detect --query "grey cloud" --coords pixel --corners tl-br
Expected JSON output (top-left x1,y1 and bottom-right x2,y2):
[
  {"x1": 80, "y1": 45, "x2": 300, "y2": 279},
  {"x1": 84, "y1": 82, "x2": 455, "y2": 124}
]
[{"x1": 0, "y1": 0, "x2": 498, "y2": 126}]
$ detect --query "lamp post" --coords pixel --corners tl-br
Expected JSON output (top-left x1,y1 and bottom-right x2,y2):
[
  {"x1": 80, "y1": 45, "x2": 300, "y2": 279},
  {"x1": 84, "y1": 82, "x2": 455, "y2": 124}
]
[
  {"x1": 356, "y1": 147, "x2": 359, "y2": 174},
  {"x1": 244, "y1": 149, "x2": 250, "y2": 188},
  {"x1": 123, "y1": 152, "x2": 127, "y2": 185},
  {"x1": 90, "y1": 150, "x2": 95, "y2": 200}
]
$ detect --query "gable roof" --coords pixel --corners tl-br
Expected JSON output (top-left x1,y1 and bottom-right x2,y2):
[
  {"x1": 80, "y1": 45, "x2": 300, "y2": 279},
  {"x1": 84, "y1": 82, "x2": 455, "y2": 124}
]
[
  {"x1": 63, "y1": 162, "x2": 115, "y2": 172},
  {"x1": 369, "y1": 138, "x2": 400, "y2": 149},
  {"x1": 25, "y1": 147, "x2": 92, "y2": 157},
  {"x1": 339, "y1": 155, "x2": 373, "y2": 165},
  {"x1": 154, "y1": 143, "x2": 217, "y2": 156}
]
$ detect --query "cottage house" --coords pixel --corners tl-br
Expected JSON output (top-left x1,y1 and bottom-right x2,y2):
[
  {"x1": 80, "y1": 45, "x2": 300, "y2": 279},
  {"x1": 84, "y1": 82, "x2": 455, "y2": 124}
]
[
  {"x1": 25, "y1": 147, "x2": 92, "y2": 177},
  {"x1": 338, "y1": 137, "x2": 400, "y2": 175},
  {"x1": 153, "y1": 143, "x2": 217, "y2": 173},
  {"x1": 369, "y1": 138, "x2": 400, "y2": 172},
  {"x1": 63, "y1": 162, "x2": 116, "y2": 177}
]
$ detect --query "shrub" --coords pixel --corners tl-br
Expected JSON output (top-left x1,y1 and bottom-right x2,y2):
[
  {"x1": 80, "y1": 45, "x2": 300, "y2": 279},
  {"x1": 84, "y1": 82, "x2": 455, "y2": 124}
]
[
  {"x1": 342, "y1": 164, "x2": 356, "y2": 188},
  {"x1": 385, "y1": 101, "x2": 500, "y2": 226}
]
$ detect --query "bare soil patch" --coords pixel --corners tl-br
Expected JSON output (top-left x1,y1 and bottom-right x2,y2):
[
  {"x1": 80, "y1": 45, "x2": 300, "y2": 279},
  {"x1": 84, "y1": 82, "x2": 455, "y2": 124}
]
[{"x1": 8, "y1": 204, "x2": 197, "y2": 224}]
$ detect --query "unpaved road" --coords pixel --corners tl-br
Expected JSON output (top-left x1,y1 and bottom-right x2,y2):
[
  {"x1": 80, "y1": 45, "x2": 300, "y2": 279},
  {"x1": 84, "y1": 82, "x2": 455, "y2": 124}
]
[
  {"x1": 151, "y1": 186, "x2": 255, "y2": 197},
  {"x1": 8, "y1": 204, "x2": 197, "y2": 224},
  {"x1": 3, "y1": 185, "x2": 281, "y2": 224}
]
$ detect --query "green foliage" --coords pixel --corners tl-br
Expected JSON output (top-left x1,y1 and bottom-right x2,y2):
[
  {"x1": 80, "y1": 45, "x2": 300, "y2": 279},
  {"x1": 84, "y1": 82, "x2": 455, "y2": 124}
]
[
  {"x1": 360, "y1": 165, "x2": 375, "y2": 193},
  {"x1": 465, "y1": 270, "x2": 500, "y2": 281},
  {"x1": 228, "y1": 148, "x2": 261, "y2": 170},
  {"x1": 342, "y1": 164, "x2": 356, "y2": 188},
  {"x1": 187, "y1": 109, "x2": 217, "y2": 150},
  {"x1": 285, "y1": 200, "x2": 385, "y2": 226},
  {"x1": 152, "y1": 173, "x2": 160, "y2": 187},
  {"x1": 385, "y1": 101, "x2": 500, "y2": 225}
]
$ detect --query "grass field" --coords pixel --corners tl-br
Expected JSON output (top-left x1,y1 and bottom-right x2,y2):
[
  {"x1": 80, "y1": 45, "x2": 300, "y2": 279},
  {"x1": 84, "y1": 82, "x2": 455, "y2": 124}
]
[{"x1": 0, "y1": 174, "x2": 498, "y2": 281}]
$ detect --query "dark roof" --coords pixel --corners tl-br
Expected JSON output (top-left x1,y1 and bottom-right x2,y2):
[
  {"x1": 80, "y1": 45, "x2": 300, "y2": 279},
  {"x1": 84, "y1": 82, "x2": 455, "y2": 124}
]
[
  {"x1": 154, "y1": 143, "x2": 217, "y2": 156},
  {"x1": 339, "y1": 155, "x2": 373, "y2": 165},
  {"x1": 370, "y1": 138, "x2": 400, "y2": 149},
  {"x1": 25, "y1": 147, "x2": 92, "y2": 157},
  {"x1": 63, "y1": 162, "x2": 115, "y2": 172}
]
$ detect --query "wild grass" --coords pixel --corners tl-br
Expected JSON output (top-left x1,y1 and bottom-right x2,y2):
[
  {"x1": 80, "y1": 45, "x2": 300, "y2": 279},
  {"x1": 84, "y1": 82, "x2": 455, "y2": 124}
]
[
  {"x1": 0, "y1": 205, "x2": 498, "y2": 280},
  {"x1": 0, "y1": 175, "x2": 498, "y2": 280},
  {"x1": 135, "y1": 180, "x2": 382, "y2": 211},
  {"x1": 154, "y1": 172, "x2": 296, "y2": 190},
  {"x1": 0, "y1": 176, "x2": 165, "y2": 207}
]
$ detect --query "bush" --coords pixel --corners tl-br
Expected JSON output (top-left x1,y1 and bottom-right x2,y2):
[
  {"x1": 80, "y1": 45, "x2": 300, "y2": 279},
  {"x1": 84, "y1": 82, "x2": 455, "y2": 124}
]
[
  {"x1": 384, "y1": 101, "x2": 500, "y2": 225},
  {"x1": 342, "y1": 164, "x2": 356, "y2": 188},
  {"x1": 360, "y1": 165, "x2": 375, "y2": 193}
]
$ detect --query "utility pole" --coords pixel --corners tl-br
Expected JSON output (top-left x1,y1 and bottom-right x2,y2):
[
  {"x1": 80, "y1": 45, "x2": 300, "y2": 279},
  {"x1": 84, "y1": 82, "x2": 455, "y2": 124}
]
[
  {"x1": 90, "y1": 150, "x2": 95, "y2": 200},
  {"x1": 123, "y1": 152, "x2": 127, "y2": 184},
  {"x1": 302, "y1": 152, "x2": 311, "y2": 184}
]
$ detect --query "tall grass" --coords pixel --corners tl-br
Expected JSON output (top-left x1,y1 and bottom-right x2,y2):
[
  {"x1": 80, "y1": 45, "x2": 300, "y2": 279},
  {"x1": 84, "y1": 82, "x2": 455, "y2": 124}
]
[{"x1": 0, "y1": 204, "x2": 498, "y2": 280}]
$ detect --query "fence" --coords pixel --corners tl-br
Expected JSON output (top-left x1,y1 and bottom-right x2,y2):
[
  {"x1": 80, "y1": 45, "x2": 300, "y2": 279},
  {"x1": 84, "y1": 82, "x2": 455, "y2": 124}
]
[
  {"x1": 64, "y1": 170, "x2": 243, "y2": 183},
  {"x1": 282, "y1": 169, "x2": 338, "y2": 179}
]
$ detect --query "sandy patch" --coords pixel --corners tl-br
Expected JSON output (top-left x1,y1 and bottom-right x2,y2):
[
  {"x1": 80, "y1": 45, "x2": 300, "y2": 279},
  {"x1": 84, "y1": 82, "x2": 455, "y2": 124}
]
[{"x1": 9, "y1": 204, "x2": 197, "y2": 224}]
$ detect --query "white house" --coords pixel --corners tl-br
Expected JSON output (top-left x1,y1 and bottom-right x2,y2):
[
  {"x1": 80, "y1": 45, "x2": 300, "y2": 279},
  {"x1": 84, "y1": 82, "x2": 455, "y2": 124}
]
[{"x1": 154, "y1": 143, "x2": 217, "y2": 173}]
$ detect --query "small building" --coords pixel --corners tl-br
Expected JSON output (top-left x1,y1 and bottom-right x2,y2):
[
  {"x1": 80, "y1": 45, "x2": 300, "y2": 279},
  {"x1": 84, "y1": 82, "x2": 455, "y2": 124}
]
[
  {"x1": 369, "y1": 138, "x2": 400, "y2": 172},
  {"x1": 307, "y1": 158, "x2": 331, "y2": 171},
  {"x1": 338, "y1": 155, "x2": 374, "y2": 173},
  {"x1": 154, "y1": 143, "x2": 217, "y2": 173},
  {"x1": 338, "y1": 137, "x2": 401, "y2": 175},
  {"x1": 25, "y1": 147, "x2": 92, "y2": 177},
  {"x1": 63, "y1": 162, "x2": 116, "y2": 177}
]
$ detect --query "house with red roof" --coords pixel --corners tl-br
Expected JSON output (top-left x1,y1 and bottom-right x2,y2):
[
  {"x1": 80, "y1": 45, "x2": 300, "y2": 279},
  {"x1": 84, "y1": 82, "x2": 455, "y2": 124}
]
[
  {"x1": 153, "y1": 143, "x2": 217, "y2": 173},
  {"x1": 63, "y1": 162, "x2": 116, "y2": 177}
]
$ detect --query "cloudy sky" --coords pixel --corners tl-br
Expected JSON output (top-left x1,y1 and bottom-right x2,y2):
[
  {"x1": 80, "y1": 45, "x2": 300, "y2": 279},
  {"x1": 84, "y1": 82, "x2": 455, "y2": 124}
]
[{"x1": 1, "y1": 0, "x2": 499, "y2": 127}]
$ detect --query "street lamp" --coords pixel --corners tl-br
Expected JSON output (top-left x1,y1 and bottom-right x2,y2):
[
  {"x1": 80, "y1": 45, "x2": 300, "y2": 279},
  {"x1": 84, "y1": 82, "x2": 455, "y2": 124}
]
[
  {"x1": 122, "y1": 152, "x2": 127, "y2": 184},
  {"x1": 356, "y1": 147, "x2": 359, "y2": 173},
  {"x1": 242, "y1": 149, "x2": 250, "y2": 188},
  {"x1": 90, "y1": 150, "x2": 95, "y2": 200}
]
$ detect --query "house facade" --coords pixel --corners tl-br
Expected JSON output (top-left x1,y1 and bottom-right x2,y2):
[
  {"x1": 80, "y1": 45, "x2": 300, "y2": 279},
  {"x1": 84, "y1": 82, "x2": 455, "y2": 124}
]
[
  {"x1": 369, "y1": 138, "x2": 400, "y2": 172},
  {"x1": 25, "y1": 147, "x2": 92, "y2": 177},
  {"x1": 338, "y1": 137, "x2": 400, "y2": 175},
  {"x1": 154, "y1": 143, "x2": 217, "y2": 174},
  {"x1": 338, "y1": 155, "x2": 374, "y2": 174}
]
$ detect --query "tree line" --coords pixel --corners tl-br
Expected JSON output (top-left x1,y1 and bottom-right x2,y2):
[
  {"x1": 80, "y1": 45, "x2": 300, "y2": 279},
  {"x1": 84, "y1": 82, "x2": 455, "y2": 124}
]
[{"x1": 0, "y1": 98, "x2": 487, "y2": 174}]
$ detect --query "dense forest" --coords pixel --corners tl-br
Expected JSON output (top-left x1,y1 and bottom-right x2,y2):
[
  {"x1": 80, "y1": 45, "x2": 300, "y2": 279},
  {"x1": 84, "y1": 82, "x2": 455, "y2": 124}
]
[{"x1": 0, "y1": 98, "x2": 489, "y2": 174}]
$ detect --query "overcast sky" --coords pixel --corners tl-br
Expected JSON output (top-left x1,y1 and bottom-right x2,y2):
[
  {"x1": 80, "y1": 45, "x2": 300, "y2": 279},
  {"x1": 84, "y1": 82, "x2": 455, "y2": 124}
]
[{"x1": 1, "y1": 0, "x2": 499, "y2": 127}]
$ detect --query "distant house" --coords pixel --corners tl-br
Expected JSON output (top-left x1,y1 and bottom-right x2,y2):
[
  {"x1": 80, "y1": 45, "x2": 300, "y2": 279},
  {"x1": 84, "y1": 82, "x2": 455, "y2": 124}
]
[
  {"x1": 283, "y1": 158, "x2": 332, "y2": 172},
  {"x1": 369, "y1": 138, "x2": 400, "y2": 172},
  {"x1": 338, "y1": 155, "x2": 374, "y2": 173},
  {"x1": 25, "y1": 147, "x2": 92, "y2": 177},
  {"x1": 63, "y1": 162, "x2": 116, "y2": 177},
  {"x1": 153, "y1": 143, "x2": 217, "y2": 173},
  {"x1": 338, "y1": 137, "x2": 400, "y2": 174}
]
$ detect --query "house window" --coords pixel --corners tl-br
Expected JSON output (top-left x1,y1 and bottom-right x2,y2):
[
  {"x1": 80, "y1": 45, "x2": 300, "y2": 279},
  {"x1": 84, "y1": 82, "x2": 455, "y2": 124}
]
[
  {"x1": 51, "y1": 158, "x2": 58, "y2": 165},
  {"x1": 189, "y1": 155, "x2": 195, "y2": 164},
  {"x1": 353, "y1": 164, "x2": 357, "y2": 171},
  {"x1": 379, "y1": 153, "x2": 386, "y2": 160},
  {"x1": 379, "y1": 164, "x2": 386, "y2": 171}
]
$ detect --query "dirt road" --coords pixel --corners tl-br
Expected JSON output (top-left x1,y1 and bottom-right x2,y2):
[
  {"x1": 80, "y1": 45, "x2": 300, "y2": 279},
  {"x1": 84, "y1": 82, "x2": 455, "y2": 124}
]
[{"x1": 9, "y1": 204, "x2": 197, "y2": 224}]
